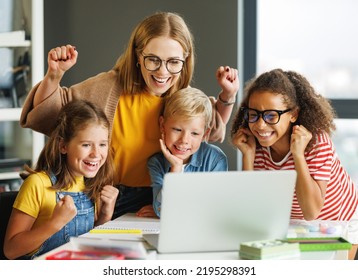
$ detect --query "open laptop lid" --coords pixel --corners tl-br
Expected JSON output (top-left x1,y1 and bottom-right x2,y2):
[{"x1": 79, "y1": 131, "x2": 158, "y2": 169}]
[{"x1": 150, "y1": 170, "x2": 296, "y2": 253}]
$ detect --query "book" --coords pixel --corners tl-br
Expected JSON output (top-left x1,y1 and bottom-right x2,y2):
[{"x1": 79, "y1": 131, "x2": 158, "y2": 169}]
[
  {"x1": 46, "y1": 250, "x2": 125, "y2": 260},
  {"x1": 239, "y1": 239, "x2": 300, "y2": 260},
  {"x1": 70, "y1": 237, "x2": 148, "y2": 259},
  {"x1": 90, "y1": 213, "x2": 160, "y2": 234},
  {"x1": 285, "y1": 237, "x2": 352, "y2": 251}
]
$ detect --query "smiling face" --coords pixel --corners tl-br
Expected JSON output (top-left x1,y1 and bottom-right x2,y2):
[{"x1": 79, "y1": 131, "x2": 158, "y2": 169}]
[
  {"x1": 139, "y1": 36, "x2": 185, "y2": 96},
  {"x1": 248, "y1": 91, "x2": 297, "y2": 156},
  {"x1": 160, "y1": 115, "x2": 208, "y2": 164},
  {"x1": 60, "y1": 123, "x2": 109, "y2": 178}
]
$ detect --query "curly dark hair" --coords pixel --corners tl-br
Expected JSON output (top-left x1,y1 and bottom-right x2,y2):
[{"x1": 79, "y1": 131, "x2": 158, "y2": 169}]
[{"x1": 230, "y1": 68, "x2": 336, "y2": 150}]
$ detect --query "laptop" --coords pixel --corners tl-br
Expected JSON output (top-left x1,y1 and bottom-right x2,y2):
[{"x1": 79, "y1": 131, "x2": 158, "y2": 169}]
[{"x1": 143, "y1": 170, "x2": 296, "y2": 253}]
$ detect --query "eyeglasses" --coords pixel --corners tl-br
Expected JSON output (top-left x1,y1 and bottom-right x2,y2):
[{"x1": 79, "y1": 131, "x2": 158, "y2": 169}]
[
  {"x1": 241, "y1": 107, "x2": 291, "y2": 125},
  {"x1": 142, "y1": 54, "x2": 185, "y2": 74}
]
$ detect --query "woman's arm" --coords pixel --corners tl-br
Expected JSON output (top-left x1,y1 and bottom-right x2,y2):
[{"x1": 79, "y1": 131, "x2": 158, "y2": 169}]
[
  {"x1": 20, "y1": 45, "x2": 79, "y2": 136},
  {"x1": 34, "y1": 45, "x2": 78, "y2": 106},
  {"x1": 215, "y1": 66, "x2": 240, "y2": 124},
  {"x1": 206, "y1": 66, "x2": 239, "y2": 143}
]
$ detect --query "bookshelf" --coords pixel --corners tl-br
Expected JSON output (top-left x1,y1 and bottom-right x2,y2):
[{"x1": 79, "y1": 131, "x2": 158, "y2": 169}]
[
  {"x1": 0, "y1": 41, "x2": 31, "y2": 48},
  {"x1": 0, "y1": 0, "x2": 44, "y2": 183}
]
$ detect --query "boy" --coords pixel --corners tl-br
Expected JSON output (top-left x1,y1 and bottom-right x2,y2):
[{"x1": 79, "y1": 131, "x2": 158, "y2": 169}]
[{"x1": 147, "y1": 88, "x2": 228, "y2": 217}]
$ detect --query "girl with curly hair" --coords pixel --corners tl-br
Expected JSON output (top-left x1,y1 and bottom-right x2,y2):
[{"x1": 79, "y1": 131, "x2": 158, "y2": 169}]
[{"x1": 231, "y1": 69, "x2": 358, "y2": 259}]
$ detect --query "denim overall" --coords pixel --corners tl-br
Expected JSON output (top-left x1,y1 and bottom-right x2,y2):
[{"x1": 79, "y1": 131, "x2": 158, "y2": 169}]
[{"x1": 29, "y1": 173, "x2": 95, "y2": 259}]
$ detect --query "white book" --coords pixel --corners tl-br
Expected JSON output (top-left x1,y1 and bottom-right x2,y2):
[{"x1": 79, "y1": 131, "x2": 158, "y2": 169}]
[
  {"x1": 90, "y1": 213, "x2": 160, "y2": 234},
  {"x1": 70, "y1": 236, "x2": 149, "y2": 259}
]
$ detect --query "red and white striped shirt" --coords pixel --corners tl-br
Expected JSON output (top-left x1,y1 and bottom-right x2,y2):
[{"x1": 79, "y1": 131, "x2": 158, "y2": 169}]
[{"x1": 254, "y1": 133, "x2": 358, "y2": 221}]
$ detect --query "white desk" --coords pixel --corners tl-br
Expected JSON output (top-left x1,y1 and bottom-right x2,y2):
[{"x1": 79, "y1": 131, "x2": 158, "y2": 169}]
[
  {"x1": 35, "y1": 238, "x2": 347, "y2": 260},
  {"x1": 35, "y1": 215, "x2": 349, "y2": 260}
]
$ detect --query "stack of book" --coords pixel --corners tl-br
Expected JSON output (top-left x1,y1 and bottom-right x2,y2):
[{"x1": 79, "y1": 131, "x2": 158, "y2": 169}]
[{"x1": 239, "y1": 239, "x2": 300, "y2": 260}]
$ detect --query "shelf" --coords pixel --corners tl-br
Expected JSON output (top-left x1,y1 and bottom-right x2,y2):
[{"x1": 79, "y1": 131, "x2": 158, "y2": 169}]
[
  {"x1": 0, "y1": 40, "x2": 31, "y2": 48},
  {"x1": 0, "y1": 108, "x2": 22, "y2": 121},
  {"x1": 0, "y1": 0, "x2": 45, "y2": 188},
  {"x1": 0, "y1": 172, "x2": 21, "y2": 180}
]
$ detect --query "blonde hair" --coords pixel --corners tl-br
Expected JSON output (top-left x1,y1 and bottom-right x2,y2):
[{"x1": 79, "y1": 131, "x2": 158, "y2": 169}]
[
  {"x1": 114, "y1": 12, "x2": 194, "y2": 95},
  {"x1": 162, "y1": 87, "x2": 212, "y2": 131}
]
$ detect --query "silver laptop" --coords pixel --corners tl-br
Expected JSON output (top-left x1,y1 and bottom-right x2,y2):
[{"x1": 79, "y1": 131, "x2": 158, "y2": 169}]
[{"x1": 143, "y1": 170, "x2": 296, "y2": 253}]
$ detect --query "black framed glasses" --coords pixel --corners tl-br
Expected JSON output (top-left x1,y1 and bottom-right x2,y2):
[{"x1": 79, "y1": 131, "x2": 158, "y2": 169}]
[
  {"x1": 241, "y1": 107, "x2": 291, "y2": 125},
  {"x1": 142, "y1": 55, "x2": 185, "y2": 74}
]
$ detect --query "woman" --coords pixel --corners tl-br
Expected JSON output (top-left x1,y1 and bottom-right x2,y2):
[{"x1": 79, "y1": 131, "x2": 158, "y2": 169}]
[{"x1": 20, "y1": 12, "x2": 239, "y2": 218}]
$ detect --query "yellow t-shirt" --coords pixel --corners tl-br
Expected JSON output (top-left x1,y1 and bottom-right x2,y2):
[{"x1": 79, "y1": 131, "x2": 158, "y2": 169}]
[
  {"x1": 13, "y1": 172, "x2": 86, "y2": 230},
  {"x1": 111, "y1": 92, "x2": 162, "y2": 186}
]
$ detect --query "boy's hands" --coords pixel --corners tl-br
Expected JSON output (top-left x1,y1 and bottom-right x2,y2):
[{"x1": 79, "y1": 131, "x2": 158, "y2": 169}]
[
  {"x1": 136, "y1": 204, "x2": 158, "y2": 218},
  {"x1": 159, "y1": 137, "x2": 183, "y2": 173}
]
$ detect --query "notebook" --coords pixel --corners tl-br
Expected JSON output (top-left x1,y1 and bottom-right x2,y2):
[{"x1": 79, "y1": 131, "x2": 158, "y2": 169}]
[
  {"x1": 143, "y1": 170, "x2": 297, "y2": 253},
  {"x1": 91, "y1": 213, "x2": 160, "y2": 234}
]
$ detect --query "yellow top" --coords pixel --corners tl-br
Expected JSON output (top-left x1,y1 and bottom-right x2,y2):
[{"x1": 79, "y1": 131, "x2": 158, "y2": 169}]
[
  {"x1": 14, "y1": 172, "x2": 86, "y2": 229},
  {"x1": 111, "y1": 92, "x2": 162, "y2": 186}
]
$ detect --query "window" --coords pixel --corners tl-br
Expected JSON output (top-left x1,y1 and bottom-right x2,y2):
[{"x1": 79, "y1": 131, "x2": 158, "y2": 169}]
[{"x1": 255, "y1": 0, "x2": 358, "y2": 185}]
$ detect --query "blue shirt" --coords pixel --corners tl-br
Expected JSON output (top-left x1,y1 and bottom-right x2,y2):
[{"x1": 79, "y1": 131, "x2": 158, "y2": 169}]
[{"x1": 147, "y1": 142, "x2": 228, "y2": 217}]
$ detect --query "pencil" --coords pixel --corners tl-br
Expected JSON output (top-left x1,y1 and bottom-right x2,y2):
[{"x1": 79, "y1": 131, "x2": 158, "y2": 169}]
[{"x1": 89, "y1": 229, "x2": 142, "y2": 234}]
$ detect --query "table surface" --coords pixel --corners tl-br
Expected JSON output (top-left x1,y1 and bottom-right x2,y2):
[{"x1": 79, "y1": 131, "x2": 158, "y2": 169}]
[{"x1": 35, "y1": 216, "x2": 349, "y2": 260}]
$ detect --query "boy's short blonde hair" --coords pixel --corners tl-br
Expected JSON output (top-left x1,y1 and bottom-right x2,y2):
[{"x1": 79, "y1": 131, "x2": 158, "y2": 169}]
[{"x1": 162, "y1": 87, "x2": 212, "y2": 130}]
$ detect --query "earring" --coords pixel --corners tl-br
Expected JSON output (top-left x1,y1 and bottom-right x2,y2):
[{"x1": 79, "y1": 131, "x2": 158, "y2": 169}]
[{"x1": 136, "y1": 62, "x2": 140, "y2": 68}]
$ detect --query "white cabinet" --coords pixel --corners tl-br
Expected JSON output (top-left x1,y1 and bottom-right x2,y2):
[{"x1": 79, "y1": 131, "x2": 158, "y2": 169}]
[{"x1": 0, "y1": 0, "x2": 44, "y2": 184}]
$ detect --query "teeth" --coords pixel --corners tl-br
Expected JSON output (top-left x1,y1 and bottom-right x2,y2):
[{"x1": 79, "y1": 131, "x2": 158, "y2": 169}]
[
  {"x1": 84, "y1": 161, "x2": 98, "y2": 167},
  {"x1": 176, "y1": 147, "x2": 188, "y2": 152},
  {"x1": 153, "y1": 76, "x2": 168, "y2": 83},
  {"x1": 258, "y1": 132, "x2": 271, "y2": 137}
]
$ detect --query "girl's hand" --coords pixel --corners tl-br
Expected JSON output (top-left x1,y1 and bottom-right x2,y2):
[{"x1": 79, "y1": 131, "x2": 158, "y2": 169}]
[
  {"x1": 52, "y1": 195, "x2": 77, "y2": 228},
  {"x1": 99, "y1": 185, "x2": 119, "y2": 217},
  {"x1": 47, "y1": 45, "x2": 78, "y2": 78},
  {"x1": 232, "y1": 128, "x2": 256, "y2": 170},
  {"x1": 290, "y1": 125, "x2": 312, "y2": 158},
  {"x1": 159, "y1": 136, "x2": 183, "y2": 172},
  {"x1": 232, "y1": 127, "x2": 256, "y2": 155},
  {"x1": 216, "y1": 66, "x2": 240, "y2": 98}
]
